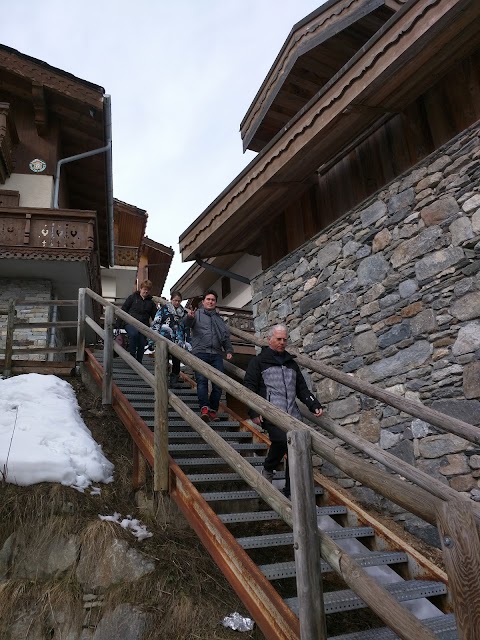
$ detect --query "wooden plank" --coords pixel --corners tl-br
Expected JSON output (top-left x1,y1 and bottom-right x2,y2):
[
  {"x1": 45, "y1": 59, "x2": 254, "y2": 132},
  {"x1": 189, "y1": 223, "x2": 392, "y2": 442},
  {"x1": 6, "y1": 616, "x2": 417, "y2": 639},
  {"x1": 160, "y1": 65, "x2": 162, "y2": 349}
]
[
  {"x1": 288, "y1": 431, "x2": 327, "y2": 640},
  {"x1": 14, "y1": 321, "x2": 78, "y2": 328},
  {"x1": 102, "y1": 305, "x2": 114, "y2": 406},
  {"x1": 437, "y1": 500, "x2": 480, "y2": 639},
  {"x1": 154, "y1": 341, "x2": 169, "y2": 493},
  {"x1": 76, "y1": 288, "x2": 86, "y2": 364},
  {"x1": 132, "y1": 441, "x2": 147, "y2": 490},
  {"x1": 4, "y1": 299, "x2": 16, "y2": 378}
]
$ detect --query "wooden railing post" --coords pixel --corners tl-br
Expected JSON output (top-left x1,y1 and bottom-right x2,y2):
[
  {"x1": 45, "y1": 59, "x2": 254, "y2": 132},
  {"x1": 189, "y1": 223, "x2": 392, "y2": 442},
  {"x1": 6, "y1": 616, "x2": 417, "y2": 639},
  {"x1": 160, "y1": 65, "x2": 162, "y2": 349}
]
[
  {"x1": 288, "y1": 430, "x2": 327, "y2": 640},
  {"x1": 133, "y1": 441, "x2": 147, "y2": 489},
  {"x1": 102, "y1": 304, "x2": 114, "y2": 406},
  {"x1": 4, "y1": 298, "x2": 15, "y2": 378},
  {"x1": 76, "y1": 287, "x2": 86, "y2": 367},
  {"x1": 436, "y1": 500, "x2": 480, "y2": 639},
  {"x1": 154, "y1": 340, "x2": 169, "y2": 493}
]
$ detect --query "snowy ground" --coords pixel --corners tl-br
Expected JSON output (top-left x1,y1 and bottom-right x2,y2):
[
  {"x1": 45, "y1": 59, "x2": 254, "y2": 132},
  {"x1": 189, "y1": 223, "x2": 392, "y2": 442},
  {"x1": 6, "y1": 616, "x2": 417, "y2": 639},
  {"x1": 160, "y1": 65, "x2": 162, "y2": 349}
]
[{"x1": 0, "y1": 373, "x2": 114, "y2": 491}]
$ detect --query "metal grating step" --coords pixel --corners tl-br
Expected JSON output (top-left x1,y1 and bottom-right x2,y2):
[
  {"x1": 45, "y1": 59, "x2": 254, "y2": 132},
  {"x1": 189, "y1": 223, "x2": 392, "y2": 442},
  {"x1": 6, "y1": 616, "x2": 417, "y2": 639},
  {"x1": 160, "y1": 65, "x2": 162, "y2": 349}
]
[
  {"x1": 237, "y1": 527, "x2": 375, "y2": 549},
  {"x1": 163, "y1": 420, "x2": 241, "y2": 429},
  {"x1": 285, "y1": 580, "x2": 447, "y2": 615},
  {"x1": 175, "y1": 456, "x2": 266, "y2": 467},
  {"x1": 169, "y1": 431, "x2": 251, "y2": 440},
  {"x1": 202, "y1": 490, "x2": 266, "y2": 502},
  {"x1": 188, "y1": 471, "x2": 285, "y2": 483},
  {"x1": 219, "y1": 505, "x2": 345, "y2": 524},
  {"x1": 169, "y1": 442, "x2": 268, "y2": 453},
  {"x1": 259, "y1": 551, "x2": 408, "y2": 580},
  {"x1": 331, "y1": 614, "x2": 457, "y2": 640}
]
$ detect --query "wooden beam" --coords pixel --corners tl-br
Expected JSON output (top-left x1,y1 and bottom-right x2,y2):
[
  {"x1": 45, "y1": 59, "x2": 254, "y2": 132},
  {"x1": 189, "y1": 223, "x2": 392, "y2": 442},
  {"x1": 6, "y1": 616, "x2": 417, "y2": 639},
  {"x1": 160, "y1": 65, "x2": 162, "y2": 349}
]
[{"x1": 32, "y1": 82, "x2": 48, "y2": 136}]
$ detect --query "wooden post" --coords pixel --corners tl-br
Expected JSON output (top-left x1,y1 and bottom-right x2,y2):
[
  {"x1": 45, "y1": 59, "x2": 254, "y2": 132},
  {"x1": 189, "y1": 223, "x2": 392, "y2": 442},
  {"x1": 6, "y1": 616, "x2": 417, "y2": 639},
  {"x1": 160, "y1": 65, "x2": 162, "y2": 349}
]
[
  {"x1": 436, "y1": 500, "x2": 480, "y2": 639},
  {"x1": 154, "y1": 340, "x2": 169, "y2": 493},
  {"x1": 288, "y1": 430, "x2": 327, "y2": 640},
  {"x1": 76, "y1": 288, "x2": 86, "y2": 366},
  {"x1": 132, "y1": 441, "x2": 147, "y2": 489},
  {"x1": 4, "y1": 299, "x2": 15, "y2": 378},
  {"x1": 102, "y1": 305, "x2": 114, "y2": 406}
]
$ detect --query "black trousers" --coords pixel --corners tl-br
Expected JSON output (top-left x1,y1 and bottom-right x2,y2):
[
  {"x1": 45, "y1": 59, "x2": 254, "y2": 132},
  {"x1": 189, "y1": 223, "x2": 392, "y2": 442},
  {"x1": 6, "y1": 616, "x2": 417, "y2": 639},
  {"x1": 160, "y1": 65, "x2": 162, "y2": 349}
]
[{"x1": 263, "y1": 422, "x2": 290, "y2": 495}]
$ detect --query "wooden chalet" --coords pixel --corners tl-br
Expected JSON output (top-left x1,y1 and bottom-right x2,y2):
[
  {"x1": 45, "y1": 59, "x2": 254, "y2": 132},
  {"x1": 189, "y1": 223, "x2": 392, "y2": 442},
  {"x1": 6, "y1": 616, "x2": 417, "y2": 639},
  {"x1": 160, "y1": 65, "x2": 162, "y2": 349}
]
[
  {"x1": 137, "y1": 236, "x2": 174, "y2": 298},
  {"x1": 179, "y1": 0, "x2": 480, "y2": 269}
]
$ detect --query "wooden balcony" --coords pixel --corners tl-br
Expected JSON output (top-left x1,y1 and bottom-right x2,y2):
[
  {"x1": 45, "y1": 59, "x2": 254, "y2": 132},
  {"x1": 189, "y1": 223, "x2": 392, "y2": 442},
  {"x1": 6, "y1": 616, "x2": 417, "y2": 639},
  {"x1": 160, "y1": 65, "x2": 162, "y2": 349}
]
[
  {"x1": 114, "y1": 245, "x2": 139, "y2": 267},
  {"x1": 0, "y1": 206, "x2": 96, "y2": 258}
]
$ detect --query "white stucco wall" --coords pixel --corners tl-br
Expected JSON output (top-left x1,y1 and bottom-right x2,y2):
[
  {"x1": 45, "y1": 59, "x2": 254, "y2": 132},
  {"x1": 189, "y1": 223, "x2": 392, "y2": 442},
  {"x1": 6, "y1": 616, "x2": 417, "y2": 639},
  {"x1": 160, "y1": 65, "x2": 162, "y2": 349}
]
[
  {"x1": 4, "y1": 174, "x2": 54, "y2": 208},
  {"x1": 213, "y1": 254, "x2": 261, "y2": 308}
]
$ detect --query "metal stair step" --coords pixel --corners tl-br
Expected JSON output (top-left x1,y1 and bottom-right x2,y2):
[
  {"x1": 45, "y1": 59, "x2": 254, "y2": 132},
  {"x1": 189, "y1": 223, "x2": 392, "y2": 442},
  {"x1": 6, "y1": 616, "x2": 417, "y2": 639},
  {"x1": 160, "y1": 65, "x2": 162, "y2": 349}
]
[
  {"x1": 163, "y1": 420, "x2": 241, "y2": 429},
  {"x1": 170, "y1": 442, "x2": 268, "y2": 452},
  {"x1": 175, "y1": 456, "x2": 266, "y2": 467},
  {"x1": 188, "y1": 471, "x2": 285, "y2": 483},
  {"x1": 331, "y1": 614, "x2": 457, "y2": 640},
  {"x1": 169, "y1": 431, "x2": 251, "y2": 441},
  {"x1": 237, "y1": 526, "x2": 375, "y2": 549},
  {"x1": 219, "y1": 505, "x2": 345, "y2": 524},
  {"x1": 285, "y1": 579, "x2": 447, "y2": 615},
  {"x1": 259, "y1": 551, "x2": 408, "y2": 580},
  {"x1": 202, "y1": 486, "x2": 323, "y2": 502}
]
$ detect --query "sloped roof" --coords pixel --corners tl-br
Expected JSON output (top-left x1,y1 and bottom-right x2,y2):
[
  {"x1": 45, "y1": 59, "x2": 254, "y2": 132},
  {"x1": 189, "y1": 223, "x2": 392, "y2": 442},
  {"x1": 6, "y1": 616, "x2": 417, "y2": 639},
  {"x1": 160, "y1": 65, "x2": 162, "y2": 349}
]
[
  {"x1": 179, "y1": 0, "x2": 480, "y2": 262},
  {"x1": 241, "y1": 0, "x2": 403, "y2": 152}
]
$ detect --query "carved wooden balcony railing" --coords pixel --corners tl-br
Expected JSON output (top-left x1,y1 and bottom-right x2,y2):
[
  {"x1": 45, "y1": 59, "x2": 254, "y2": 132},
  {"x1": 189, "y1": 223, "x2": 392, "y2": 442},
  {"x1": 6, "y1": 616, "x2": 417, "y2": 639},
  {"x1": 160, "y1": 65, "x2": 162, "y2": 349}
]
[
  {"x1": 217, "y1": 306, "x2": 254, "y2": 332},
  {"x1": 114, "y1": 245, "x2": 139, "y2": 267},
  {"x1": 0, "y1": 207, "x2": 96, "y2": 258}
]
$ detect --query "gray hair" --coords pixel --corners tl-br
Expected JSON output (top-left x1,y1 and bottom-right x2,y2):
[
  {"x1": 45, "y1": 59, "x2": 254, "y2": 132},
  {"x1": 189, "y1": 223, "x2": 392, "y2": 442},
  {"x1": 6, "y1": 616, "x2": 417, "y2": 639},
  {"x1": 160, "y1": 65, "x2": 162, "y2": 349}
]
[{"x1": 267, "y1": 324, "x2": 288, "y2": 338}]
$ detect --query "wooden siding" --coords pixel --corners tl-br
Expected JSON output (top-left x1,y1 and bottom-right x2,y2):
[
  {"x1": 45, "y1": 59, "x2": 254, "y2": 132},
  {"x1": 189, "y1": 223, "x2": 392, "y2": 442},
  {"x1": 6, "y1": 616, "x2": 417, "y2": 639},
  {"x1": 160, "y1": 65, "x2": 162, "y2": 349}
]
[{"x1": 261, "y1": 50, "x2": 480, "y2": 269}]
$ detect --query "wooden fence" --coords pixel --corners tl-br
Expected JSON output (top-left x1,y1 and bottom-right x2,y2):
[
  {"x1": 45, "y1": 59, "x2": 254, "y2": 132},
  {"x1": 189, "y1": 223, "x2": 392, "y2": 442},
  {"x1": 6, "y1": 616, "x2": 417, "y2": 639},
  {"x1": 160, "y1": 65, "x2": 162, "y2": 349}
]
[{"x1": 77, "y1": 287, "x2": 480, "y2": 640}]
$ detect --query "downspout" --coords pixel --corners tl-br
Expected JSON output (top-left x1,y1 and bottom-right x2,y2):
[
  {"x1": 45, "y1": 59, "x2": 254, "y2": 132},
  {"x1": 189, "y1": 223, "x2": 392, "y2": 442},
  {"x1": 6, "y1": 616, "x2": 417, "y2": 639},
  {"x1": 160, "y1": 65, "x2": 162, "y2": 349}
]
[
  {"x1": 53, "y1": 94, "x2": 114, "y2": 266},
  {"x1": 195, "y1": 256, "x2": 251, "y2": 285}
]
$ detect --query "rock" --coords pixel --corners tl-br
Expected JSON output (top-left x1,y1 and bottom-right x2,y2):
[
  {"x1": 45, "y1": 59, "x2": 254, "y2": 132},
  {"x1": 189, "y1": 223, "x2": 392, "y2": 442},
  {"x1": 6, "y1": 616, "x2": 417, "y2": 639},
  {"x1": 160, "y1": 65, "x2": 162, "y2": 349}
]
[
  {"x1": 304, "y1": 277, "x2": 317, "y2": 292},
  {"x1": 389, "y1": 440, "x2": 416, "y2": 466},
  {"x1": 416, "y1": 458, "x2": 450, "y2": 483},
  {"x1": 410, "y1": 309, "x2": 437, "y2": 335},
  {"x1": 472, "y1": 210, "x2": 480, "y2": 233},
  {"x1": 92, "y1": 604, "x2": 149, "y2": 640},
  {"x1": 360, "y1": 201, "x2": 387, "y2": 228},
  {"x1": 343, "y1": 240, "x2": 362, "y2": 257},
  {"x1": 360, "y1": 340, "x2": 431, "y2": 383},
  {"x1": 294, "y1": 259, "x2": 309, "y2": 278},
  {"x1": 411, "y1": 419, "x2": 432, "y2": 438},
  {"x1": 317, "y1": 242, "x2": 342, "y2": 270},
  {"x1": 415, "y1": 246, "x2": 464, "y2": 282},
  {"x1": 452, "y1": 322, "x2": 480, "y2": 355},
  {"x1": 349, "y1": 486, "x2": 404, "y2": 515},
  {"x1": 299, "y1": 287, "x2": 331, "y2": 314},
  {"x1": 379, "y1": 429, "x2": 402, "y2": 449},
  {"x1": 353, "y1": 410, "x2": 380, "y2": 442},
  {"x1": 451, "y1": 292, "x2": 480, "y2": 321},
  {"x1": 418, "y1": 434, "x2": 469, "y2": 458},
  {"x1": 431, "y1": 398, "x2": 480, "y2": 426},
  {"x1": 372, "y1": 228, "x2": 392, "y2": 252},
  {"x1": 0, "y1": 533, "x2": 14, "y2": 580},
  {"x1": 12, "y1": 534, "x2": 79, "y2": 581},
  {"x1": 449, "y1": 474, "x2": 476, "y2": 492},
  {"x1": 390, "y1": 226, "x2": 442, "y2": 268},
  {"x1": 277, "y1": 299, "x2": 292, "y2": 319},
  {"x1": 462, "y1": 193, "x2": 480, "y2": 213},
  {"x1": 403, "y1": 516, "x2": 440, "y2": 548},
  {"x1": 388, "y1": 188, "x2": 415, "y2": 215},
  {"x1": 377, "y1": 322, "x2": 411, "y2": 348},
  {"x1": 438, "y1": 454, "x2": 470, "y2": 476},
  {"x1": 450, "y1": 216, "x2": 474, "y2": 245},
  {"x1": 464, "y1": 361, "x2": 480, "y2": 399},
  {"x1": 328, "y1": 396, "x2": 361, "y2": 419},
  {"x1": 254, "y1": 313, "x2": 268, "y2": 332},
  {"x1": 420, "y1": 196, "x2": 459, "y2": 226},
  {"x1": 352, "y1": 330, "x2": 377, "y2": 356},
  {"x1": 328, "y1": 293, "x2": 357, "y2": 318},
  {"x1": 316, "y1": 378, "x2": 340, "y2": 402},
  {"x1": 358, "y1": 254, "x2": 389, "y2": 286},
  {"x1": 76, "y1": 538, "x2": 155, "y2": 591},
  {"x1": 398, "y1": 279, "x2": 418, "y2": 299}
]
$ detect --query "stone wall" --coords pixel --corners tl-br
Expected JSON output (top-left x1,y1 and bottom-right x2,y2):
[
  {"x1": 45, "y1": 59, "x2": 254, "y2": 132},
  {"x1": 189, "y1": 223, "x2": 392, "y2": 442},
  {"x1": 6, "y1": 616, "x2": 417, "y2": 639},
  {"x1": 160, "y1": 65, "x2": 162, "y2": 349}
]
[
  {"x1": 252, "y1": 120, "x2": 480, "y2": 523},
  {"x1": 0, "y1": 279, "x2": 51, "y2": 361}
]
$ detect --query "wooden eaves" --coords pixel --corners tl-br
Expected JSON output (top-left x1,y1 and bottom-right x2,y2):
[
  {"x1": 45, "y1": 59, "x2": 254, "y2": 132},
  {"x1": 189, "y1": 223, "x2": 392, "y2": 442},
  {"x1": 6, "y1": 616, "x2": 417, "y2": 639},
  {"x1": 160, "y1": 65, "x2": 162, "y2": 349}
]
[{"x1": 179, "y1": 0, "x2": 480, "y2": 263}]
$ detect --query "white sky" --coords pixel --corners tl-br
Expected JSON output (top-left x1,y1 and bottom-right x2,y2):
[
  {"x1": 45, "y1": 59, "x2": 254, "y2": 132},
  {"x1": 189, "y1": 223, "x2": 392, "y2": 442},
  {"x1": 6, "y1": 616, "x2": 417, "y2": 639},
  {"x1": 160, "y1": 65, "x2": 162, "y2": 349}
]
[
  {"x1": 0, "y1": 0, "x2": 323, "y2": 294},
  {"x1": 0, "y1": 373, "x2": 113, "y2": 490}
]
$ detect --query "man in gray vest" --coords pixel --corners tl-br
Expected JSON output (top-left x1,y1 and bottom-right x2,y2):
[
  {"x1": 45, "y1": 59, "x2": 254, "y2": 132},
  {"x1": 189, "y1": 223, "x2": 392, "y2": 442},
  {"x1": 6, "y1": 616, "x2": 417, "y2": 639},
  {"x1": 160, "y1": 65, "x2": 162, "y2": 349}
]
[{"x1": 244, "y1": 324, "x2": 323, "y2": 498}]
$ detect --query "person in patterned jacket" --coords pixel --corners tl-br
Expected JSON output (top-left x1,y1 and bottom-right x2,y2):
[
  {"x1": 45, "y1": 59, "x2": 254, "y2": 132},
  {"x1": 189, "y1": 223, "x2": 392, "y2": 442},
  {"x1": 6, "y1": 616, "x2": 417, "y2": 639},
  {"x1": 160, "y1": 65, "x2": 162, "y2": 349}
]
[
  {"x1": 244, "y1": 324, "x2": 323, "y2": 498},
  {"x1": 148, "y1": 291, "x2": 190, "y2": 387}
]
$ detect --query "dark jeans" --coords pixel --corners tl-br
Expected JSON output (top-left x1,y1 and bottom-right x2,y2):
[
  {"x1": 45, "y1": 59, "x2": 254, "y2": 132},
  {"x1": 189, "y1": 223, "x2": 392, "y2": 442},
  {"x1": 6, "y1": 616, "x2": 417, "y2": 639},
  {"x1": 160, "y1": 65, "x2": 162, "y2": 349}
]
[
  {"x1": 171, "y1": 355, "x2": 180, "y2": 376},
  {"x1": 125, "y1": 324, "x2": 147, "y2": 363},
  {"x1": 264, "y1": 421, "x2": 290, "y2": 496},
  {"x1": 195, "y1": 352, "x2": 224, "y2": 411}
]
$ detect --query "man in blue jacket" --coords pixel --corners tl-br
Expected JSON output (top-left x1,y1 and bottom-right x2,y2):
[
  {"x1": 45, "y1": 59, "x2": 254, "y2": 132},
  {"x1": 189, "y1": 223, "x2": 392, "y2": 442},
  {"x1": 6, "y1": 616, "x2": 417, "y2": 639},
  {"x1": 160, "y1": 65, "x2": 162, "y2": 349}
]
[
  {"x1": 185, "y1": 289, "x2": 233, "y2": 422},
  {"x1": 244, "y1": 324, "x2": 323, "y2": 498}
]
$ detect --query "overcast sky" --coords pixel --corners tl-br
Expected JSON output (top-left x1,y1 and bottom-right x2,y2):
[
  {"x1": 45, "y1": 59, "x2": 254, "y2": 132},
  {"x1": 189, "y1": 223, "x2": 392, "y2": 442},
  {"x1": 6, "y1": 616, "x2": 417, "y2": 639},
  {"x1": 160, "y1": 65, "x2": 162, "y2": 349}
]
[{"x1": 1, "y1": 0, "x2": 323, "y2": 294}]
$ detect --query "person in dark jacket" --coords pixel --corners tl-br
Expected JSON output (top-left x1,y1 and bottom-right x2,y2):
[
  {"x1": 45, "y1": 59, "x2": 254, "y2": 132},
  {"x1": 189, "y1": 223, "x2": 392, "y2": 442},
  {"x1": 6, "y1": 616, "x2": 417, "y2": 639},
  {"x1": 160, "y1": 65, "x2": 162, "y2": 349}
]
[
  {"x1": 121, "y1": 280, "x2": 156, "y2": 363},
  {"x1": 244, "y1": 324, "x2": 323, "y2": 498},
  {"x1": 185, "y1": 289, "x2": 233, "y2": 422}
]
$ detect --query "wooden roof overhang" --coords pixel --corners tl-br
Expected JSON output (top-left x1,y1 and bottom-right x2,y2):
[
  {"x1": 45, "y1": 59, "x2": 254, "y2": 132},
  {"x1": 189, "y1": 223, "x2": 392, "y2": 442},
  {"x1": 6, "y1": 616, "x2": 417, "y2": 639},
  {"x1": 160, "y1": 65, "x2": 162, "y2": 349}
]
[
  {"x1": 170, "y1": 255, "x2": 246, "y2": 298},
  {"x1": 141, "y1": 237, "x2": 174, "y2": 292},
  {"x1": 241, "y1": 0, "x2": 403, "y2": 153},
  {"x1": 114, "y1": 198, "x2": 147, "y2": 251},
  {"x1": 0, "y1": 45, "x2": 110, "y2": 266},
  {"x1": 179, "y1": 0, "x2": 480, "y2": 263}
]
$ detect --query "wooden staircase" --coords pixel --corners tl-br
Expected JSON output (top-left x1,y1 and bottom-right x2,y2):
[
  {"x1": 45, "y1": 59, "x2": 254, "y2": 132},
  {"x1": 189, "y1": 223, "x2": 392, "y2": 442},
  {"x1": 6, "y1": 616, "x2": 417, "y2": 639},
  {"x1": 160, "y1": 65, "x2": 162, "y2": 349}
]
[{"x1": 88, "y1": 351, "x2": 457, "y2": 640}]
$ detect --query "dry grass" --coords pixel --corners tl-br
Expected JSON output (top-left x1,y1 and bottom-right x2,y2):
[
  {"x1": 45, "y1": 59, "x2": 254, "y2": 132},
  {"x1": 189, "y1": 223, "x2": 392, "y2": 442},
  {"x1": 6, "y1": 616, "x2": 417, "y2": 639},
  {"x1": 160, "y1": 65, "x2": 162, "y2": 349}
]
[{"x1": 0, "y1": 376, "x2": 262, "y2": 639}]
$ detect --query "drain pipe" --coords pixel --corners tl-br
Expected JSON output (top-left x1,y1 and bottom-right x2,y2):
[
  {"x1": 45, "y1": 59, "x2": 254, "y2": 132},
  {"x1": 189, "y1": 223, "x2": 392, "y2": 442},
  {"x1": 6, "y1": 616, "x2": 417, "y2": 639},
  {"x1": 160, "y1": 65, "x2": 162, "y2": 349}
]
[{"x1": 53, "y1": 94, "x2": 115, "y2": 266}]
